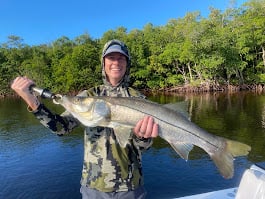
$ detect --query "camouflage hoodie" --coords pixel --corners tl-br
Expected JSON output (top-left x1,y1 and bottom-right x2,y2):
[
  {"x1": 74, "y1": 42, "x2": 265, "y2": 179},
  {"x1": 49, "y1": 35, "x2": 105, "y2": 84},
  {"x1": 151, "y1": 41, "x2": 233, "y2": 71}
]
[{"x1": 33, "y1": 39, "x2": 153, "y2": 192}]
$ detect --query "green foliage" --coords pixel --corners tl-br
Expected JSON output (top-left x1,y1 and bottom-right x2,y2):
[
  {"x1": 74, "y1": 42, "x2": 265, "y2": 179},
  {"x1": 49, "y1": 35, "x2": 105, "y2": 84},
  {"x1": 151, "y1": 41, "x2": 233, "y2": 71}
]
[
  {"x1": 1, "y1": 0, "x2": 265, "y2": 95},
  {"x1": 257, "y1": 74, "x2": 265, "y2": 83}
]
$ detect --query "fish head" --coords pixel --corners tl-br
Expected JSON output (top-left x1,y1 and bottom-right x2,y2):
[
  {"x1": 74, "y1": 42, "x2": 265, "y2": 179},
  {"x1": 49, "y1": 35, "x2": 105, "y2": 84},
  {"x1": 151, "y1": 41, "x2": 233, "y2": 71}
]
[
  {"x1": 54, "y1": 95, "x2": 111, "y2": 127},
  {"x1": 55, "y1": 95, "x2": 94, "y2": 113}
]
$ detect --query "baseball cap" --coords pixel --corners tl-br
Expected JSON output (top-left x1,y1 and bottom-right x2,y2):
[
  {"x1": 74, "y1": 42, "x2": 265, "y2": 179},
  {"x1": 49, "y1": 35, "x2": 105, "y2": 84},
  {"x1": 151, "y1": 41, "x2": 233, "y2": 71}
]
[{"x1": 103, "y1": 44, "x2": 129, "y2": 58}]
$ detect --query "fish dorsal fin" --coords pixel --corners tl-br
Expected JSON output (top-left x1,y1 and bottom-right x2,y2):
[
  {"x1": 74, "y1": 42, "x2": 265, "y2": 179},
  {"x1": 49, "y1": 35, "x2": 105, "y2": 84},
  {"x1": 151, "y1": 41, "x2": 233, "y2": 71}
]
[
  {"x1": 169, "y1": 142, "x2": 194, "y2": 160},
  {"x1": 113, "y1": 125, "x2": 133, "y2": 148},
  {"x1": 163, "y1": 101, "x2": 190, "y2": 120}
]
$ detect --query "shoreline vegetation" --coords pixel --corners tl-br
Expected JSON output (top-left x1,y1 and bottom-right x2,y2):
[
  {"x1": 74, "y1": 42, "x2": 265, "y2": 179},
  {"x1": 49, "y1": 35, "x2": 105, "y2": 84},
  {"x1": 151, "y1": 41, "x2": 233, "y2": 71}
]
[
  {"x1": 158, "y1": 83, "x2": 265, "y2": 93},
  {"x1": 4, "y1": 83, "x2": 265, "y2": 99},
  {"x1": 143, "y1": 83, "x2": 265, "y2": 96},
  {"x1": 1, "y1": 0, "x2": 265, "y2": 98}
]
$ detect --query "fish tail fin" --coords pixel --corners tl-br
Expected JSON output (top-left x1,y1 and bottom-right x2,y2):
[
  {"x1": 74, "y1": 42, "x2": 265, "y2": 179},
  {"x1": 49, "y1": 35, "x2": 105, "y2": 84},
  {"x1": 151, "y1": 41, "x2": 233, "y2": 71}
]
[
  {"x1": 210, "y1": 139, "x2": 251, "y2": 179},
  {"x1": 226, "y1": 139, "x2": 251, "y2": 157}
]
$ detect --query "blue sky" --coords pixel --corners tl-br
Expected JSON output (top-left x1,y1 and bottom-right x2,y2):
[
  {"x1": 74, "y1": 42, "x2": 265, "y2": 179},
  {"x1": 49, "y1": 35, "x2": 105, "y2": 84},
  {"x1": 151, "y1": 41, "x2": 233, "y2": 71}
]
[{"x1": 0, "y1": 0, "x2": 248, "y2": 46}]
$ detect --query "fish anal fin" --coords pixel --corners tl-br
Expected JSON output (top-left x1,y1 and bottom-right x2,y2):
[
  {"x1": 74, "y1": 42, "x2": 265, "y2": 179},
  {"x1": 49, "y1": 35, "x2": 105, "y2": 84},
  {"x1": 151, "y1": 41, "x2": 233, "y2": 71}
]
[{"x1": 169, "y1": 142, "x2": 194, "y2": 160}]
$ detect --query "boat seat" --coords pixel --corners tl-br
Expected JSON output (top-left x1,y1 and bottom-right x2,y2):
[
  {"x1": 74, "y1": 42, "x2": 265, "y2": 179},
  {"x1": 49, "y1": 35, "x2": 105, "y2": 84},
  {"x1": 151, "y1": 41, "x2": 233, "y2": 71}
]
[{"x1": 235, "y1": 164, "x2": 265, "y2": 199}]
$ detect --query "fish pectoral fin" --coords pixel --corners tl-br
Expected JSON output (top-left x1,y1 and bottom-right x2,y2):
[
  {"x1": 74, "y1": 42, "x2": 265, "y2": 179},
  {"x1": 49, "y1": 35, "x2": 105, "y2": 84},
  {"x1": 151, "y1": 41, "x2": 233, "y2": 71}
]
[
  {"x1": 113, "y1": 126, "x2": 133, "y2": 148},
  {"x1": 169, "y1": 142, "x2": 194, "y2": 160}
]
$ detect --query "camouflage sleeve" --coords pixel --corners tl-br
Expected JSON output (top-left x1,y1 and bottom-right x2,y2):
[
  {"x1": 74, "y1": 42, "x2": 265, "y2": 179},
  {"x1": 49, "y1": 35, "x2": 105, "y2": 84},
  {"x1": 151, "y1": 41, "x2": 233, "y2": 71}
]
[
  {"x1": 32, "y1": 104, "x2": 79, "y2": 135},
  {"x1": 132, "y1": 134, "x2": 153, "y2": 151}
]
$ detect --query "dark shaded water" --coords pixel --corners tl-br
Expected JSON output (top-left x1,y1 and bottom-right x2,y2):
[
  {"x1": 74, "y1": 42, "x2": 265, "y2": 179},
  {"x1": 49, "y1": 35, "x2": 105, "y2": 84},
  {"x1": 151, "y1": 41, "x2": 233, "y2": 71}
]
[{"x1": 1, "y1": 92, "x2": 265, "y2": 199}]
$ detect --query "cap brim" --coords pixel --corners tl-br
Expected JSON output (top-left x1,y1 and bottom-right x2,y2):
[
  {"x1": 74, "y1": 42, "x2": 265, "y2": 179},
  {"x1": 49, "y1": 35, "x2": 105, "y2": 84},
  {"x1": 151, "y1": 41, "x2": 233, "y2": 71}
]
[{"x1": 103, "y1": 44, "x2": 129, "y2": 58}]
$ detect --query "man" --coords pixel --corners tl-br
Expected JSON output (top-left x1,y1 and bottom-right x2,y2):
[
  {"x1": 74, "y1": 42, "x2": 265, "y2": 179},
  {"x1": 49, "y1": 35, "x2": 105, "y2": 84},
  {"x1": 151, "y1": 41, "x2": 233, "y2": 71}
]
[{"x1": 11, "y1": 39, "x2": 158, "y2": 199}]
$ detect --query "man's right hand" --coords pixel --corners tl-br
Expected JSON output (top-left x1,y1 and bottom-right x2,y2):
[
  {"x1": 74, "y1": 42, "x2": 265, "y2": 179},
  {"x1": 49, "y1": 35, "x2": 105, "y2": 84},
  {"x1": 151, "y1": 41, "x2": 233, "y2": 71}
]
[{"x1": 11, "y1": 76, "x2": 40, "y2": 111}]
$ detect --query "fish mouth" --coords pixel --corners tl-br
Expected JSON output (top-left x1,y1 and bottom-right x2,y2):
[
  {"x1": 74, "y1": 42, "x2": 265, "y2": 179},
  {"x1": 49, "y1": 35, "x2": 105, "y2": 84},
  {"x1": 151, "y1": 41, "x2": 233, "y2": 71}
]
[
  {"x1": 53, "y1": 95, "x2": 74, "y2": 111},
  {"x1": 53, "y1": 95, "x2": 91, "y2": 113},
  {"x1": 53, "y1": 94, "x2": 63, "y2": 105}
]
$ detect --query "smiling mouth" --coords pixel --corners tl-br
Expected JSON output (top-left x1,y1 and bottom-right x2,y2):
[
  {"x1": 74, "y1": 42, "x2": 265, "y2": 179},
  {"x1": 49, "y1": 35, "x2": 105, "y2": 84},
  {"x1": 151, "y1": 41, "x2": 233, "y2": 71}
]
[{"x1": 111, "y1": 68, "x2": 121, "y2": 71}]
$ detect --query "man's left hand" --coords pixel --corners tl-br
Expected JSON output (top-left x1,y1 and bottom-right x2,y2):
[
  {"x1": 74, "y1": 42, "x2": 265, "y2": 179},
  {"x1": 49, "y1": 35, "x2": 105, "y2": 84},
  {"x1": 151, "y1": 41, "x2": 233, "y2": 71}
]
[{"x1": 134, "y1": 116, "x2": 158, "y2": 138}]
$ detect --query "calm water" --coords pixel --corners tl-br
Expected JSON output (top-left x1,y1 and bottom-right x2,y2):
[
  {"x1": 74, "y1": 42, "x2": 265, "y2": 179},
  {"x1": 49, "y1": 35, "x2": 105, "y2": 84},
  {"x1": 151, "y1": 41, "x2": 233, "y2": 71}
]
[{"x1": 1, "y1": 92, "x2": 265, "y2": 199}]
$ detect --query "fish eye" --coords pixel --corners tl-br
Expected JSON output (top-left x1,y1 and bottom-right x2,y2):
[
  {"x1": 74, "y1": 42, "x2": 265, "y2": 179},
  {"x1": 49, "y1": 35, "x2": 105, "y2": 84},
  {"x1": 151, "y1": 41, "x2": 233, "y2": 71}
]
[{"x1": 73, "y1": 97, "x2": 81, "y2": 104}]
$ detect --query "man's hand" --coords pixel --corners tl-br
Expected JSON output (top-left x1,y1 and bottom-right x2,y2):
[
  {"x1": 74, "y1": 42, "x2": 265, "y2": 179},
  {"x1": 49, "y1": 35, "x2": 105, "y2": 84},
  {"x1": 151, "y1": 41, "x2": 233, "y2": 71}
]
[
  {"x1": 11, "y1": 76, "x2": 40, "y2": 111},
  {"x1": 134, "y1": 116, "x2": 158, "y2": 138}
]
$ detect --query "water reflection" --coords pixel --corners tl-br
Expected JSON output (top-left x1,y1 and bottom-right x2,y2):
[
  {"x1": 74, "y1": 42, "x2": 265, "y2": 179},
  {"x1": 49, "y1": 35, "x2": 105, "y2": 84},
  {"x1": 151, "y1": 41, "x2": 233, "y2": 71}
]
[
  {"x1": 1, "y1": 92, "x2": 265, "y2": 199},
  {"x1": 149, "y1": 91, "x2": 265, "y2": 163}
]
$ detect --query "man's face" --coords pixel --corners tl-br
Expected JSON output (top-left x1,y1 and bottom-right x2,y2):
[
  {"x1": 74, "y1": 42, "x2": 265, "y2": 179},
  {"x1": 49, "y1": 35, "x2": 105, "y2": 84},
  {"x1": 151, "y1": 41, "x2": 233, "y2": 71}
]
[{"x1": 104, "y1": 52, "x2": 127, "y2": 86}]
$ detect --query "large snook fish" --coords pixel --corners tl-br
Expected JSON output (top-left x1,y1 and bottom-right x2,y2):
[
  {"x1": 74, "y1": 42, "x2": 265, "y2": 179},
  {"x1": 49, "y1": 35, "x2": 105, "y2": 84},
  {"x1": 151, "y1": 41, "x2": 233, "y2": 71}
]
[{"x1": 53, "y1": 95, "x2": 251, "y2": 179}]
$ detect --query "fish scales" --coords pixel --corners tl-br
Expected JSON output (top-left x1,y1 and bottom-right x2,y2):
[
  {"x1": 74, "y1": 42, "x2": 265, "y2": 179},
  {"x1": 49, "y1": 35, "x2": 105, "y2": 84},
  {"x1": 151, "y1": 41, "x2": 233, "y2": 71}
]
[{"x1": 106, "y1": 97, "x2": 223, "y2": 150}]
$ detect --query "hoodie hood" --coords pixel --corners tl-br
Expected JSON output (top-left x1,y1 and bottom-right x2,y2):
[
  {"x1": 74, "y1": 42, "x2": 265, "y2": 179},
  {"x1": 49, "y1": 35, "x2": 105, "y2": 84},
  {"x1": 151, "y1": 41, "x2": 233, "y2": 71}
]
[{"x1": 101, "y1": 39, "x2": 131, "y2": 87}]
